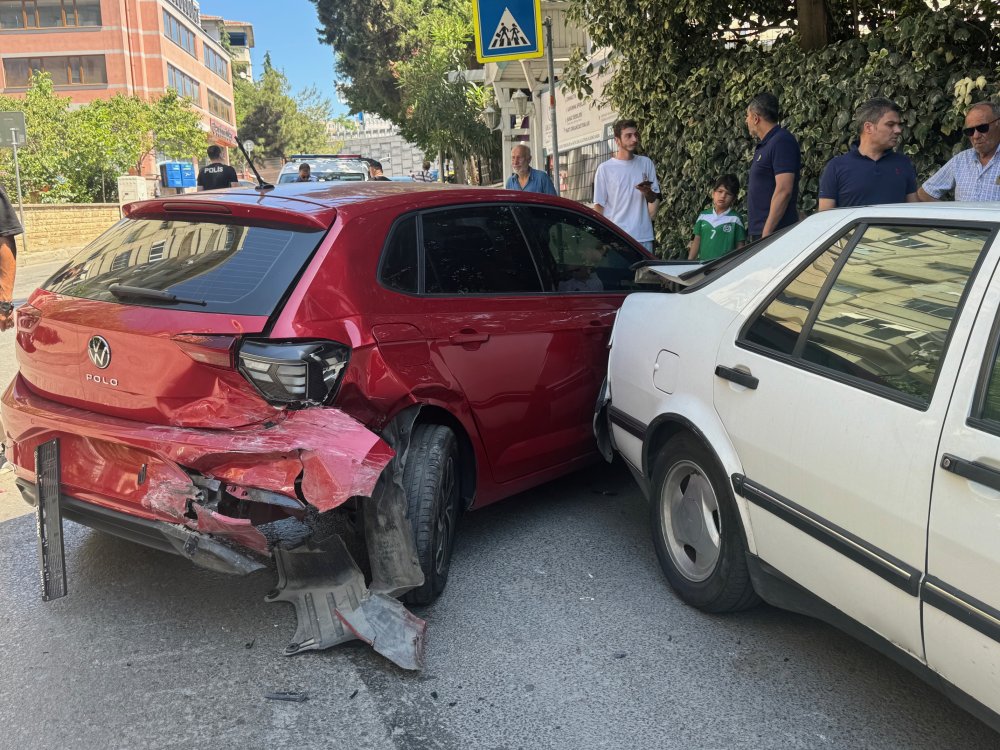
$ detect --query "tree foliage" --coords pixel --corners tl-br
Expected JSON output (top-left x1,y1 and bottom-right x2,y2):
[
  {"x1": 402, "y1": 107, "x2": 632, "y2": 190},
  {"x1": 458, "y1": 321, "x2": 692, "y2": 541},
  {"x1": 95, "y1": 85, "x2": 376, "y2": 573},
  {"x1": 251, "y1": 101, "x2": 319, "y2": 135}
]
[
  {"x1": 310, "y1": 0, "x2": 499, "y2": 175},
  {"x1": 565, "y1": 1, "x2": 1000, "y2": 254},
  {"x1": 233, "y1": 54, "x2": 338, "y2": 159},
  {"x1": 0, "y1": 73, "x2": 207, "y2": 203},
  {"x1": 312, "y1": 0, "x2": 403, "y2": 120},
  {"x1": 394, "y1": 6, "x2": 497, "y2": 162}
]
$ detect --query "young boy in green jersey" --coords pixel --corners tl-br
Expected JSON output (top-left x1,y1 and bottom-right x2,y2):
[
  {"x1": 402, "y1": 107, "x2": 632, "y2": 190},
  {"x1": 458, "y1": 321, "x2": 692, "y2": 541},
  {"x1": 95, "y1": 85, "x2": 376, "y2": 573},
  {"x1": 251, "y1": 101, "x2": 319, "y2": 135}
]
[{"x1": 687, "y1": 174, "x2": 746, "y2": 261}]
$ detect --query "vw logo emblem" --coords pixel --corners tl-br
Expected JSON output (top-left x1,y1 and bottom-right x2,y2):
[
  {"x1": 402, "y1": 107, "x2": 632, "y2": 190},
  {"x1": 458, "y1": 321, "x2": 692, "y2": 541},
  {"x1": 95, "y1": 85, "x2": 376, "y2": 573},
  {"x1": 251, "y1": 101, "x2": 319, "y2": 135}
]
[{"x1": 87, "y1": 336, "x2": 111, "y2": 369}]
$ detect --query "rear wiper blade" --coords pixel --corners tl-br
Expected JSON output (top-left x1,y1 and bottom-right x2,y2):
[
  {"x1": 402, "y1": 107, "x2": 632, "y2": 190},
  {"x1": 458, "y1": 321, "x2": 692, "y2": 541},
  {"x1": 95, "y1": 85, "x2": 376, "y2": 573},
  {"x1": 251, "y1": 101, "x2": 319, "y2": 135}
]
[{"x1": 108, "y1": 283, "x2": 207, "y2": 306}]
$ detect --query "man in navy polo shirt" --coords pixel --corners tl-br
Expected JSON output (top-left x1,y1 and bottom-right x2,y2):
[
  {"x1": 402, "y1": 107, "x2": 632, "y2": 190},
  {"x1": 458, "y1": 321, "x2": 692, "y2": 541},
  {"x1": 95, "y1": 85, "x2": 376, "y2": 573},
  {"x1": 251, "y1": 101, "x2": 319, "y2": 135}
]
[
  {"x1": 818, "y1": 98, "x2": 918, "y2": 211},
  {"x1": 745, "y1": 92, "x2": 800, "y2": 240}
]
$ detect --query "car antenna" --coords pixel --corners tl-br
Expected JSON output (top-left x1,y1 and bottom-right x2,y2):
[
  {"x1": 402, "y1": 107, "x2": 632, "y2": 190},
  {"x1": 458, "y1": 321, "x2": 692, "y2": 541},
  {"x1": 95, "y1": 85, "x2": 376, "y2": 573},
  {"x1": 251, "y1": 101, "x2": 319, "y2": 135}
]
[{"x1": 236, "y1": 136, "x2": 273, "y2": 191}]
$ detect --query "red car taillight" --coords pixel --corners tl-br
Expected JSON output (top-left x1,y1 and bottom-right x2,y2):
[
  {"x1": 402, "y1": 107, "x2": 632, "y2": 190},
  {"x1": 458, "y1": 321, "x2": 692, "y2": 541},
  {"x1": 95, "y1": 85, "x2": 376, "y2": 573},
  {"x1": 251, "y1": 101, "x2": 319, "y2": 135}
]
[
  {"x1": 237, "y1": 339, "x2": 351, "y2": 406},
  {"x1": 172, "y1": 334, "x2": 237, "y2": 368}
]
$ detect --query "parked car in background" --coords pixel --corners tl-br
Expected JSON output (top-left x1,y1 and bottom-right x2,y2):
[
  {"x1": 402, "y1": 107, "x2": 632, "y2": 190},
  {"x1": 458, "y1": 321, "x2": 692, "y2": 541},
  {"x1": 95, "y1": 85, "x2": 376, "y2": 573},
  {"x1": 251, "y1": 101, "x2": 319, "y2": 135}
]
[
  {"x1": 600, "y1": 204, "x2": 1000, "y2": 732},
  {"x1": 277, "y1": 154, "x2": 370, "y2": 183},
  {"x1": 2, "y1": 182, "x2": 652, "y2": 605}
]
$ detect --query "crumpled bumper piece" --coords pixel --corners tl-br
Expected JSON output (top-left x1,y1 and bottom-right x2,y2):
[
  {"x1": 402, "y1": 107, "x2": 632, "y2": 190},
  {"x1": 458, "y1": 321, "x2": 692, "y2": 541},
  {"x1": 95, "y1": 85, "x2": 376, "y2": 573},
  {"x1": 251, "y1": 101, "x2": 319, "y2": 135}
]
[
  {"x1": 2, "y1": 377, "x2": 395, "y2": 515},
  {"x1": 193, "y1": 505, "x2": 271, "y2": 556},
  {"x1": 267, "y1": 537, "x2": 426, "y2": 670},
  {"x1": 364, "y1": 411, "x2": 424, "y2": 597},
  {"x1": 159, "y1": 522, "x2": 267, "y2": 576}
]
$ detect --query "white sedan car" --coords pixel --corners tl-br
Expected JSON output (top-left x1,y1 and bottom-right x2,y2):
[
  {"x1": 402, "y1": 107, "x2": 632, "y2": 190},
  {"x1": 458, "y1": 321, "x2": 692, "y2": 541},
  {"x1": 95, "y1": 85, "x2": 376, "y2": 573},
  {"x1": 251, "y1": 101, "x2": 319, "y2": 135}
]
[{"x1": 601, "y1": 204, "x2": 1000, "y2": 733}]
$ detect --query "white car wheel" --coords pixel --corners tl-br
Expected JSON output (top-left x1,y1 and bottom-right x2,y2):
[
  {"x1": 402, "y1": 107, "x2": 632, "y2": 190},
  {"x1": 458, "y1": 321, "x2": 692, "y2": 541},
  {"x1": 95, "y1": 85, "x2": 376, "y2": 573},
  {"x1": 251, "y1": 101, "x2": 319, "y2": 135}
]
[{"x1": 650, "y1": 433, "x2": 760, "y2": 613}]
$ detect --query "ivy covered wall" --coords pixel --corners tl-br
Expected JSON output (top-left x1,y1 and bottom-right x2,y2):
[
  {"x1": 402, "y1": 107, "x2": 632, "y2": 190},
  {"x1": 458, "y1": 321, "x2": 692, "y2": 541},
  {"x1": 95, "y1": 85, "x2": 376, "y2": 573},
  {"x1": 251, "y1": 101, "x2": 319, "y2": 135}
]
[{"x1": 568, "y1": 7, "x2": 999, "y2": 255}]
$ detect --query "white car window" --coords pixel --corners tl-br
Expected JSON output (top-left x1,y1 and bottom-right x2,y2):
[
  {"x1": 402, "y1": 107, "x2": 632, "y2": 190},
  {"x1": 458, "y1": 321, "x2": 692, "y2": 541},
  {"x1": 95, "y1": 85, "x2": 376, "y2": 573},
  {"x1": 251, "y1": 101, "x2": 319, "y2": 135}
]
[
  {"x1": 743, "y1": 223, "x2": 993, "y2": 406},
  {"x1": 743, "y1": 228, "x2": 858, "y2": 355}
]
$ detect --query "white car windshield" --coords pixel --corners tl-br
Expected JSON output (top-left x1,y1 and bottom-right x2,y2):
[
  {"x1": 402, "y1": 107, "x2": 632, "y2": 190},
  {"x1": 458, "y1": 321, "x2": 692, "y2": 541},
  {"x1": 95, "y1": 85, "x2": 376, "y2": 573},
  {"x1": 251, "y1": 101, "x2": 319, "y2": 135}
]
[{"x1": 279, "y1": 158, "x2": 369, "y2": 183}]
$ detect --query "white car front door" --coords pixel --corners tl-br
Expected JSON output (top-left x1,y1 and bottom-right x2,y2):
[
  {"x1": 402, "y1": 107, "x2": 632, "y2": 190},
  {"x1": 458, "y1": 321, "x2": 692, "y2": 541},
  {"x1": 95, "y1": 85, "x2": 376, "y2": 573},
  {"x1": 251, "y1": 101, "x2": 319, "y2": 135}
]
[
  {"x1": 924, "y1": 235, "x2": 1000, "y2": 720},
  {"x1": 713, "y1": 220, "x2": 997, "y2": 659}
]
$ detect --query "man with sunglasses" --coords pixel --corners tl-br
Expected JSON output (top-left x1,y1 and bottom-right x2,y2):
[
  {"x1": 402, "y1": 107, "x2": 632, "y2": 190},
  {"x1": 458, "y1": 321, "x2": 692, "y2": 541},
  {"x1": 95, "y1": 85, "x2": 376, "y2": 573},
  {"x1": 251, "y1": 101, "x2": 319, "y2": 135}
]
[{"x1": 918, "y1": 102, "x2": 1000, "y2": 202}]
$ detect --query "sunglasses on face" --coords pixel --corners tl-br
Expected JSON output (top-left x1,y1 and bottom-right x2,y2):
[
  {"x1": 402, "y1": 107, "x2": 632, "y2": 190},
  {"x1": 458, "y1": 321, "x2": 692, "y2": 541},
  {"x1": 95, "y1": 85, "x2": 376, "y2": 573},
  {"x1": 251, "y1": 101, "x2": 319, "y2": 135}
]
[{"x1": 962, "y1": 117, "x2": 1000, "y2": 137}]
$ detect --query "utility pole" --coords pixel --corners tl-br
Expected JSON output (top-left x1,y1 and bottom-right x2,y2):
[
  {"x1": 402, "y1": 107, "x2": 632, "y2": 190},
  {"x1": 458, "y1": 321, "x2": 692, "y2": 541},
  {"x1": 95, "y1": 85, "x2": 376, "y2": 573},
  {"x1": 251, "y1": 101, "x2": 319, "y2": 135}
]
[
  {"x1": 543, "y1": 17, "x2": 560, "y2": 197},
  {"x1": 10, "y1": 127, "x2": 27, "y2": 253}
]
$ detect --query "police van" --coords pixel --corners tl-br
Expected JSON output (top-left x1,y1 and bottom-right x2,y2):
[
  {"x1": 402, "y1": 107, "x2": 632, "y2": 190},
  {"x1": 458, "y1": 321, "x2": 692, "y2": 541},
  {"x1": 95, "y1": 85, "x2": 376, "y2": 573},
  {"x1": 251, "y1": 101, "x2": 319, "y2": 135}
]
[{"x1": 277, "y1": 154, "x2": 372, "y2": 184}]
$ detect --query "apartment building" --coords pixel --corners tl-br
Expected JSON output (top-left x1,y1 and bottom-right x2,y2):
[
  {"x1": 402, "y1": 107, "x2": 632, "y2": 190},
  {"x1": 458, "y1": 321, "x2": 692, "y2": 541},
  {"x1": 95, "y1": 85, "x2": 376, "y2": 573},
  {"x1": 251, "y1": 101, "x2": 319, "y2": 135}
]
[
  {"x1": 0, "y1": 0, "x2": 240, "y2": 166},
  {"x1": 327, "y1": 113, "x2": 428, "y2": 178},
  {"x1": 199, "y1": 14, "x2": 253, "y2": 79}
]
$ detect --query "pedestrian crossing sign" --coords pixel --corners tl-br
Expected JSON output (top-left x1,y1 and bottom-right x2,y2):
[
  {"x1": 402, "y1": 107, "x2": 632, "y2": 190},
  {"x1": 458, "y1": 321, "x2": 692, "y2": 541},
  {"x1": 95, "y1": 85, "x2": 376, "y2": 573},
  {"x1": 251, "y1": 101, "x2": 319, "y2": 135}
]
[{"x1": 473, "y1": 0, "x2": 543, "y2": 63}]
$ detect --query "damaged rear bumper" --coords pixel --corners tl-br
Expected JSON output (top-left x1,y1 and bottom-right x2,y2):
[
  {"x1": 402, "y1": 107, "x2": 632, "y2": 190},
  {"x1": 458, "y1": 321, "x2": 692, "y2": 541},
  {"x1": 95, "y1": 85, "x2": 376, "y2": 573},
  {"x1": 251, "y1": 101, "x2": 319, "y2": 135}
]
[
  {"x1": 4, "y1": 377, "x2": 430, "y2": 669},
  {"x1": 16, "y1": 479, "x2": 267, "y2": 575},
  {"x1": 1, "y1": 374, "x2": 393, "y2": 561}
]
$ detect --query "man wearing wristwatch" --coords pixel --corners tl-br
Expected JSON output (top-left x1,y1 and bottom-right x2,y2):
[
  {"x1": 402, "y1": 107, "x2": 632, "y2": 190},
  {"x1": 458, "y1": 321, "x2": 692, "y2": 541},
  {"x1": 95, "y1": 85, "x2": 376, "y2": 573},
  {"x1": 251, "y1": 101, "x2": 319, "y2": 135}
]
[{"x1": 0, "y1": 182, "x2": 23, "y2": 332}]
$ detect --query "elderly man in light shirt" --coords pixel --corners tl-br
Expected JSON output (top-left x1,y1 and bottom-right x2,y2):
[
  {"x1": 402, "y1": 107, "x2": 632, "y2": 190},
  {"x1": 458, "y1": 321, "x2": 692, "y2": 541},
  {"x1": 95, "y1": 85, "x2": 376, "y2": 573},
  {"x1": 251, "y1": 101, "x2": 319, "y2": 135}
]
[
  {"x1": 918, "y1": 101, "x2": 1000, "y2": 202},
  {"x1": 505, "y1": 145, "x2": 557, "y2": 195}
]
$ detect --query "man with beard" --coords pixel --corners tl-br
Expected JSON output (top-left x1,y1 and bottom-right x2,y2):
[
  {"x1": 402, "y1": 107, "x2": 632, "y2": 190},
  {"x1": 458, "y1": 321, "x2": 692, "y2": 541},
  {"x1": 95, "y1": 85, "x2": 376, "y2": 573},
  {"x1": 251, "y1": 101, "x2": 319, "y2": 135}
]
[
  {"x1": 593, "y1": 119, "x2": 660, "y2": 251},
  {"x1": 505, "y1": 145, "x2": 557, "y2": 195},
  {"x1": 818, "y1": 98, "x2": 918, "y2": 210}
]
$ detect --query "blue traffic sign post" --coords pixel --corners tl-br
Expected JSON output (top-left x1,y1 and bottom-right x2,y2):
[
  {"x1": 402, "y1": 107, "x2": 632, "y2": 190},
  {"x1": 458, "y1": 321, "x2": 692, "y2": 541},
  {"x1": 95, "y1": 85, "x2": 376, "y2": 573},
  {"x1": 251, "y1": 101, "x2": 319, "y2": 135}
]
[{"x1": 473, "y1": 0, "x2": 543, "y2": 63}]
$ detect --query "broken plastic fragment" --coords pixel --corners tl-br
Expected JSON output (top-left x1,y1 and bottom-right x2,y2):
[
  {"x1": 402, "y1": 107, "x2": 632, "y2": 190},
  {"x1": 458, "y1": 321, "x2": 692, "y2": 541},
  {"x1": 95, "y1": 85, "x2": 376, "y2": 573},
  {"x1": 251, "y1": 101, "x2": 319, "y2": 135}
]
[
  {"x1": 267, "y1": 537, "x2": 426, "y2": 670},
  {"x1": 263, "y1": 691, "x2": 308, "y2": 702},
  {"x1": 336, "y1": 593, "x2": 427, "y2": 671},
  {"x1": 158, "y1": 523, "x2": 267, "y2": 575},
  {"x1": 363, "y1": 412, "x2": 424, "y2": 596}
]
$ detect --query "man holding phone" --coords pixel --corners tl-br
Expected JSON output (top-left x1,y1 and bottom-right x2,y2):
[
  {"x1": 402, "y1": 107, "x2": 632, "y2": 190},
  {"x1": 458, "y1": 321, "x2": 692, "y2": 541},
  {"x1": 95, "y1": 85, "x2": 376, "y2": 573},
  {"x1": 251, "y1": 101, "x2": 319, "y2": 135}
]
[{"x1": 593, "y1": 119, "x2": 660, "y2": 252}]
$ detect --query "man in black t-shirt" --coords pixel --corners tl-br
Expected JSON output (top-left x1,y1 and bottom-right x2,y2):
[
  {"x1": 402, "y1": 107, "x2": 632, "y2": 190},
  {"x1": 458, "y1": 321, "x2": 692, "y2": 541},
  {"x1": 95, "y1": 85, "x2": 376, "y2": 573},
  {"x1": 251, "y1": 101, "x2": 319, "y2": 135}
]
[
  {"x1": 368, "y1": 160, "x2": 391, "y2": 181},
  {"x1": 197, "y1": 145, "x2": 238, "y2": 191}
]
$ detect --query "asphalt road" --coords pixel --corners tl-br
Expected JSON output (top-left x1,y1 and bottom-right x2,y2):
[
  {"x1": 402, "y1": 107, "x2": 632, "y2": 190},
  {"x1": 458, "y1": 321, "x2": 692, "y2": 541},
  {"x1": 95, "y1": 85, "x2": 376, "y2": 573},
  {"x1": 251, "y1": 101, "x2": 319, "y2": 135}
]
[{"x1": 0, "y1": 259, "x2": 998, "y2": 749}]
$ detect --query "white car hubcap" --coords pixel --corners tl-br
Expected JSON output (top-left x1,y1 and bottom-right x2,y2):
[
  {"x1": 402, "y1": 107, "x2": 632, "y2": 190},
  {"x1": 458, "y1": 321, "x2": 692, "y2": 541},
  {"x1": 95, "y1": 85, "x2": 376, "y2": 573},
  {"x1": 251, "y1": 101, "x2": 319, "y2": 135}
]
[{"x1": 660, "y1": 460, "x2": 722, "y2": 582}]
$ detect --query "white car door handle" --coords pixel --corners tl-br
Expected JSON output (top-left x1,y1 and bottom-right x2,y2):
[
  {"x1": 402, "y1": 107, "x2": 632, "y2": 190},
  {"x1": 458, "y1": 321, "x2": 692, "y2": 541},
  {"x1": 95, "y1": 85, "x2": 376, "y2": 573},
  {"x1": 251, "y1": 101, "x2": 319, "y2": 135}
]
[
  {"x1": 715, "y1": 365, "x2": 758, "y2": 390},
  {"x1": 941, "y1": 453, "x2": 1000, "y2": 492}
]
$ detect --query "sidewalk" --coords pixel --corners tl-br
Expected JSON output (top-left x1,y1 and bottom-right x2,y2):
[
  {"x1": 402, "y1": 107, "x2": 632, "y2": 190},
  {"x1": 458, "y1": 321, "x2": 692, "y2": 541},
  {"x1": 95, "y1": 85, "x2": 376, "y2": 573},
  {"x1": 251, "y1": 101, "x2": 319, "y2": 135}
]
[{"x1": 1, "y1": 256, "x2": 68, "y2": 521}]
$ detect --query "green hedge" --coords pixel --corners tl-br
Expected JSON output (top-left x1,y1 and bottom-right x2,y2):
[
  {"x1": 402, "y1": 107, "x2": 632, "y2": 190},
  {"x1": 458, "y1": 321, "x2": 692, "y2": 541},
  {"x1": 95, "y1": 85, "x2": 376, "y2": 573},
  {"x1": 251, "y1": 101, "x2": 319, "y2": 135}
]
[{"x1": 594, "y1": 9, "x2": 999, "y2": 256}]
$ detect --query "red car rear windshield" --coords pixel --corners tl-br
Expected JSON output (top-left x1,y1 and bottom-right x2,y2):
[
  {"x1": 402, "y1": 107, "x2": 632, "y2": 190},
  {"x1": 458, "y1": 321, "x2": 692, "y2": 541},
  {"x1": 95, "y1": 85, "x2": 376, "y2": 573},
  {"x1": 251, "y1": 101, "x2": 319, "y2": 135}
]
[{"x1": 43, "y1": 218, "x2": 325, "y2": 315}]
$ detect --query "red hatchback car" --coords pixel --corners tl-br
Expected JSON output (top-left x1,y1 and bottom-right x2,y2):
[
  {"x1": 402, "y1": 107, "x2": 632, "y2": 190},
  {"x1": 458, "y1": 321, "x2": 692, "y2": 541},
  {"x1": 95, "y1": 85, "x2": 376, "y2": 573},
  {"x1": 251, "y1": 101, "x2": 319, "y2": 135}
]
[{"x1": 1, "y1": 182, "x2": 651, "y2": 607}]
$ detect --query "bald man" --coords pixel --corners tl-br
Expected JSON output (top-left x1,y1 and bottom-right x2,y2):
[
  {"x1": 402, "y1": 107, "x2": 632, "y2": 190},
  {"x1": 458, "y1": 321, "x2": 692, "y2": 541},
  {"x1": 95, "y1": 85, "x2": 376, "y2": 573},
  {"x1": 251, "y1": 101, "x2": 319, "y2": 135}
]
[
  {"x1": 918, "y1": 101, "x2": 1000, "y2": 202},
  {"x1": 505, "y1": 145, "x2": 557, "y2": 195}
]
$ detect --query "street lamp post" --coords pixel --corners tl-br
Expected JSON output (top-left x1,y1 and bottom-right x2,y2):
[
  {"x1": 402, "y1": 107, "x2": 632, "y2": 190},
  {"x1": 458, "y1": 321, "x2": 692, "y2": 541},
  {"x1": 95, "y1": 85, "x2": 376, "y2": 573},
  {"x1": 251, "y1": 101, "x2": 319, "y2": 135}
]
[{"x1": 543, "y1": 17, "x2": 560, "y2": 197}]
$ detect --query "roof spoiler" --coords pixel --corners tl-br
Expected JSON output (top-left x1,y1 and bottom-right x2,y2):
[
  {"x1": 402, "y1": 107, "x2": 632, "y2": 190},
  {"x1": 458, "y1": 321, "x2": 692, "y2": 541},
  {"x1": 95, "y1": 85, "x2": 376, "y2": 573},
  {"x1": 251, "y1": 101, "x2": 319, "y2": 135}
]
[{"x1": 123, "y1": 199, "x2": 333, "y2": 231}]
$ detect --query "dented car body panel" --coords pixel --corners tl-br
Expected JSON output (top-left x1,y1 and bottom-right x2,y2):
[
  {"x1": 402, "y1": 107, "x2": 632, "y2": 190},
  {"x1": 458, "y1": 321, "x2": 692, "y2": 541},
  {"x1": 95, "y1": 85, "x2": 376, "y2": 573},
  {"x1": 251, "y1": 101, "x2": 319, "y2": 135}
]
[{"x1": 3, "y1": 374, "x2": 393, "y2": 517}]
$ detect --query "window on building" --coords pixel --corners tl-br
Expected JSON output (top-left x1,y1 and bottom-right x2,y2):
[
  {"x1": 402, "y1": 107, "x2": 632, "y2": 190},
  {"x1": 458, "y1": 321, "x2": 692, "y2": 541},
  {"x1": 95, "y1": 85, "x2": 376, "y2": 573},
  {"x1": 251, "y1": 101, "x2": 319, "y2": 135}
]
[
  {"x1": 162, "y1": 9, "x2": 195, "y2": 56},
  {"x1": 205, "y1": 46, "x2": 229, "y2": 81},
  {"x1": 0, "y1": 0, "x2": 101, "y2": 28},
  {"x1": 2, "y1": 54, "x2": 106, "y2": 87},
  {"x1": 166, "y1": 64, "x2": 200, "y2": 103},
  {"x1": 207, "y1": 89, "x2": 232, "y2": 123},
  {"x1": 227, "y1": 31, "x2": 246, "y2": 46}
]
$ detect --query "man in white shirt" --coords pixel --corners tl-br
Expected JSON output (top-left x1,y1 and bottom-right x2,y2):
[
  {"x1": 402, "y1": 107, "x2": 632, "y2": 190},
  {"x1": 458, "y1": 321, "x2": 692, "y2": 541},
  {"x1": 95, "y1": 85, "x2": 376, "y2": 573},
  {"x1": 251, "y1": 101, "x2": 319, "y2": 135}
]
[{"x1": 593, "y1": 119, "x2": 660, "y2": 251}]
